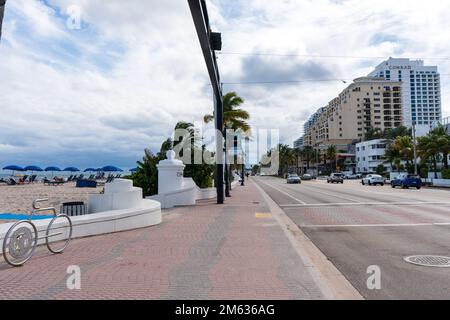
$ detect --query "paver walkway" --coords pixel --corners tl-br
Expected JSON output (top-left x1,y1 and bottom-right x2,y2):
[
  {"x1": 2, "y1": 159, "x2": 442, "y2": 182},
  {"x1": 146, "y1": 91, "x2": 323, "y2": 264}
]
[{"x1": 0, "y1": 179, "x2": 325, "y2": 299}]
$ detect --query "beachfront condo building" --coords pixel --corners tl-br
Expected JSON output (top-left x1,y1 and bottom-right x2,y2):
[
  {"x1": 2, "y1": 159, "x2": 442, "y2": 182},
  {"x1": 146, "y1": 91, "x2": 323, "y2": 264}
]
[
  {"x1": 368, "y1": 58, "x2": 441, "y2": 136},
  {"x1": 304, "y1": 77, "x2": 403, "y2": 150}
]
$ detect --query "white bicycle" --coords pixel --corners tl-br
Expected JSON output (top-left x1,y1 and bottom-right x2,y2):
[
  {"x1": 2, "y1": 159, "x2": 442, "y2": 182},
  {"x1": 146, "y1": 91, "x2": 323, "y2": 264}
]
[{"x1": 2, "y1": 198, "x2": 73, "y2": 267}]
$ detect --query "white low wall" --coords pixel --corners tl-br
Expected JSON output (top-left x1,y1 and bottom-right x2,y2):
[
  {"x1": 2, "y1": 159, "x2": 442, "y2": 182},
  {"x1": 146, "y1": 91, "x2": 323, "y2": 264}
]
[
  {"x1": 88, "y1": 179, "x2": 143, "y2": 213},
  {"x1": 432, "y1": 179, "x2": 450, "y2": 187},
  {"x1": 148, "y1": 178, "x2": 216, "y2": 209},
  {"x1": 0, "y1": 199, "x2": 161, "y2": 254}
]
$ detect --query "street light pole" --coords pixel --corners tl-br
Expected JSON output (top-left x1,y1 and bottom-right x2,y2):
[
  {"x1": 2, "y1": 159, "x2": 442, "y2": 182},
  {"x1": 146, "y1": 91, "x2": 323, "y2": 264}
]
[
  {"x1": 316, "y1": 148, "x2": 319, "y2": 178},
  {"x1": 412, "y1": 123, "x2": 418, "y2": 175},
  {"x1": 188, "y1": 0, "x2": 224, "y2": 204},
  {"x1": 240, "y1": 137, "x2": 245, "y2": 186}
]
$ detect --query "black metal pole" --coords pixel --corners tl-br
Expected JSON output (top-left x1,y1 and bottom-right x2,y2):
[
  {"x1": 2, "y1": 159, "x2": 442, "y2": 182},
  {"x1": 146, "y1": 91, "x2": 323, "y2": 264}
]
[
  {"x1": 0, "y1": 0, "x2": 6, "y2": 41},
  {"x1": 224, "y1": 130, "x2": 231, "y2": 196},
  {"x1": 216, "y1": 94, "x2": 225, "y2": 203},
  {"x1": 240, "y1": 135, "x2": 245, "y2": 186},
  {"x1": 188, "y1": 0, "x2": 224, "y2": 204}
]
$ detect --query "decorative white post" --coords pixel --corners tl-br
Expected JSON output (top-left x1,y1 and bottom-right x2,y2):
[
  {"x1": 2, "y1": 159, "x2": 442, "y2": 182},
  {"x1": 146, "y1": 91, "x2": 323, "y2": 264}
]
[
  {"x1": 147, "y1": 150, "x2": 217, "y2": 208},
  {"x1": 157, "y1": 150, "x2": 186, "y2": 194}
]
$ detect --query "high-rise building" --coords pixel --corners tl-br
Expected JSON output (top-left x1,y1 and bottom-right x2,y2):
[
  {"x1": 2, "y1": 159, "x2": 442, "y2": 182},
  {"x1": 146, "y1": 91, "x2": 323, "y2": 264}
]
[
  {"x1": 293, "y1": 137, "x2": 304, "y2": 149},
  {"x1": 369, "y1": 58, "x2": 441, "y2": 135},
  {"x1": 304, "y1": 77, "x2": 403, "y2": 148}
]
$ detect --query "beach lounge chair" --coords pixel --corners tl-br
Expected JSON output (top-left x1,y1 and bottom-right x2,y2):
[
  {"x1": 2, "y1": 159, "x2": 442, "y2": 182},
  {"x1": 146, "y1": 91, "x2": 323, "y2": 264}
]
[
  {"x1": 43, "y1": 177, "x2": 65, "y2": 186},
  {"x1": 29, "y1": 175, "x2": 37, "y2": 183},
  {"x1": 17, "y1": 175, "x2": 29, "y2": 185},
  {"x1": 7, "y1": 178, "x2": 17, "y2": 186}
]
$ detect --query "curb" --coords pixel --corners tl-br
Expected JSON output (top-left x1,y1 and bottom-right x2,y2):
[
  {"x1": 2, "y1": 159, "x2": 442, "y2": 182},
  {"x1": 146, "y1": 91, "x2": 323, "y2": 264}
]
[{"x1": 252, "y1": 179, "x2": 364, "y2": 300}]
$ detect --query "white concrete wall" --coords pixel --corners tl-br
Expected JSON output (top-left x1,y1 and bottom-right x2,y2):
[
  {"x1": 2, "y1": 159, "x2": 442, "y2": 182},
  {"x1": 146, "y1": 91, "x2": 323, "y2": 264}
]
[
  {"x1": 0, "y1": 199, "x2": 161, "y2": 254},
  {"x1": 149, "y1": 151, "x2": 216, "y2": 209},
  {"x1": 88, "y1": 179, "x2": 144, "y2": 214},
  {"x1": 433, "y1": 179, "x2": 450, "y2": 187}
]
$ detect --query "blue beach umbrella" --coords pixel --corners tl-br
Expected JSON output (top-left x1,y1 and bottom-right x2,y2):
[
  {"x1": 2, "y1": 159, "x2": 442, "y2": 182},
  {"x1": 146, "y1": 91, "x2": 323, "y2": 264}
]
[
  {"x1": 45, "y1": 166, "x2": 61, "y2": 176},
  {"x1": 24, "y1": 165, "x2": 44, "y2": 175},
  {"x1": 130, "y1": 167, "x2": 138, "y2": 172},
  {"x1": 2, "y1": 165, "x2": 25, "y2": 176},
  {"x1": 102, "y1": 165, "x2": 123, "y2": 172},
  {"x1": 64, "y1": 167, "x2": 80, "y2": 172}
]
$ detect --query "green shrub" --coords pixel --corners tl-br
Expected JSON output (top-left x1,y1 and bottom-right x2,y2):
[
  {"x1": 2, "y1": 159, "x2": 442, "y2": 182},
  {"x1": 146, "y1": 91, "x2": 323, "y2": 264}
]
[
  {"x1": 442, "y1": 168, "x2": 450, "y2": 179},
  {"x1": 376, "y1": 164, "x2": 385, "y2": 175}
]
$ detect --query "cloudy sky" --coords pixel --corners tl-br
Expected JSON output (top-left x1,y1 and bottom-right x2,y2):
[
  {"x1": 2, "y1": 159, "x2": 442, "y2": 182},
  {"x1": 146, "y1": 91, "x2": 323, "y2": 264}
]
[{"x1": 1, "y1": 0, "x2": 449, "y2": 169}]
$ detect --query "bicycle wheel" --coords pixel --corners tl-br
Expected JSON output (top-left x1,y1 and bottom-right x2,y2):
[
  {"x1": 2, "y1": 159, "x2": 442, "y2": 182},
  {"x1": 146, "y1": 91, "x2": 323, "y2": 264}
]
[
  {"x1": 2, "y1": 220, "x2": 38, "y2": 267},
  {"x1": 46, "y1": 214, "x2": 73, "y2": 254}
]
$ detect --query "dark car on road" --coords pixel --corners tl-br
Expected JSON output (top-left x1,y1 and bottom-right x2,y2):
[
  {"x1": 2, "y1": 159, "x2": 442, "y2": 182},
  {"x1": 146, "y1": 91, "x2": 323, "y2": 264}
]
[
  {"x1": 391, "y1": 174, "x2": 422, "y2": 189},
  {"x1": 327, "y1": 173, "x2": 344, "y2": 184},
  {"x1": 287, "y1": 174, "x2": 301, "y2": 184}
]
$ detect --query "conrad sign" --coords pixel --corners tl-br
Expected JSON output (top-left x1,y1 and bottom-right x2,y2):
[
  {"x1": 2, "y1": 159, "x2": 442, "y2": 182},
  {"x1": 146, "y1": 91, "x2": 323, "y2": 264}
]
[{"x1": 388, "y1": 65, "x2": 412, "y2": 70}]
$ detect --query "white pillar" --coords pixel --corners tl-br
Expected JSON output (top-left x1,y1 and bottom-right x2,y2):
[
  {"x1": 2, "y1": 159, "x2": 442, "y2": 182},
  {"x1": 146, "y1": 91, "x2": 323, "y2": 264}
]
[{"x1": 157, "y1": 150, "x2": 185, "y2": 194}]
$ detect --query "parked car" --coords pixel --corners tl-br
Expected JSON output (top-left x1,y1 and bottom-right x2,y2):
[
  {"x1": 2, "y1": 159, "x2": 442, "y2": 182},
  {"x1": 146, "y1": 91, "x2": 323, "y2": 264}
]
[
  {"x1": 327, "y1": 173, "x2": 344, "y2": 184},
  {"x1": 391, "y1": 174, "x2": 422, "y2": 189},
  {"x1": 344, "y1": 173, "x2": 359, "y2": 179},
  {"x1": 302, "y1": 174, "x2": 313, "y2": 181},
  {"x1": 287, "y1": 174, "x2": 301, "y2": 184},
  {"x1": 361, "y1": 174, "x2": 385, "y2": 186}
]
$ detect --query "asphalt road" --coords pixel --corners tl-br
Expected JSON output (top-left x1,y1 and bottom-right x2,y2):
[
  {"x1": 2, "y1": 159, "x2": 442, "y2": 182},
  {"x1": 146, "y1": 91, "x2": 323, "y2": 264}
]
[{"x1": 253, "y1": 176, "x2": 450, "y2": 300}]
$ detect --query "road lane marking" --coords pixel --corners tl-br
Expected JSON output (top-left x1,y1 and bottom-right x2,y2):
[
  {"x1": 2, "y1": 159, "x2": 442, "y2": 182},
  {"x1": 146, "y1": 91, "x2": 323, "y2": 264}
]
[
  {"x1": 257, "y1": 180, "x2": 307, "y2": 204},
  {"x1": 265, "y1": 177, "x2": 364, "y2": 204},
  {"x1": 255, "y1": 212, "x2": 272, "y2": 219},
  {"x1": 285, "y1": 183, "x2": 366, "y2": 204},
  {"x1": 280, "y1": 202, "x2": 450, "y2": 208},
  {"x1": 311, "y1": 181, "x2": 448, "y2": 203},
  {"x1": 301, "y1": 222, "x2": 450, "y2": 228}
]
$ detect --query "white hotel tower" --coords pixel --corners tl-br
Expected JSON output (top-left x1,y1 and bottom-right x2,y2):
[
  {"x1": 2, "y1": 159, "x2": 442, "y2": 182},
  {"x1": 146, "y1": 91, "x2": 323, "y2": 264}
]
[{"x1": 369, "y1": 58, "x2": 441, "y2": 136}]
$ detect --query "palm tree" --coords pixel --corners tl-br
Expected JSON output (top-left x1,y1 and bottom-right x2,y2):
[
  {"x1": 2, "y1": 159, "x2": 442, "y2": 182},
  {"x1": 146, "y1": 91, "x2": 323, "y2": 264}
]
[
  {"x1": 393, "y1": 136, "x2": 413, "y2": 166},
  {"x1": 364, "y1": 127, "x2": 383, "y2": 141},
  {"x1": 278, "y1": 144, "x2": 295, "y2": 177},
  {"x1": 418, "y1": 125, "x2": 450, "y2": 177},
  {"x1": 204, "y1": 92, "x2": 250, "y2": 193},
  {"x1": 326, "y1": 145, "x2": 337, "y2": 172},
  {"x1": 429, "y1": 125, "x2": 450, "y2": 169},
  {"x1": 204, "y1": 92, "x2": 250, "y2": 133},
  {"x1": 418, "y1": 135, "x2": 441, "y2": 179},
  {"x1": 301, "y1": 146, "x2": 315, "y2": 170},
  {"x1": 293, "y1": 147, "x2": 302, "y2": 174},
  {"x1": 384, "y1": 143, "x2": 401, "y2": 172}
]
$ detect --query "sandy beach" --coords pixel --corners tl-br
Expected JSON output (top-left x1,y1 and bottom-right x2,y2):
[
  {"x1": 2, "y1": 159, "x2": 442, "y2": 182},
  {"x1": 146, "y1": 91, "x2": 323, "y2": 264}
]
[{"x1": 0, "y1": 182, "x2": 102, "y2": 220}]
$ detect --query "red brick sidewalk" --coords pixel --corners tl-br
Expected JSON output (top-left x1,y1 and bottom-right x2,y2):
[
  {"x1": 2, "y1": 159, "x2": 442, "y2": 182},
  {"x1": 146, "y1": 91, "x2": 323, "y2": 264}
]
[{"x1": 0, "y1": 179, "x2": 325, "y2": 300}]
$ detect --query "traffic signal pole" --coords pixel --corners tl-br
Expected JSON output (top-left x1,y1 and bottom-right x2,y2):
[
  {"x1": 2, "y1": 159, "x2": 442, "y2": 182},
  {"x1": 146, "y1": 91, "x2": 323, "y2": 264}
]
[
  {"x1": 0, "y1": 0, "x2": 6, "y2": 41},
  {"x1": 188, "y1": 0, "x2": 225, "y2": 204}
]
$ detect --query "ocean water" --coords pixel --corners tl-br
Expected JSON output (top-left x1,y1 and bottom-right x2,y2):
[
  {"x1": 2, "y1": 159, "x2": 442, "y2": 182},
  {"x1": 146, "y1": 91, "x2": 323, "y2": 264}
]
[{"x1": 0, "y1": 171, "x2": 132, "y2": 179}]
